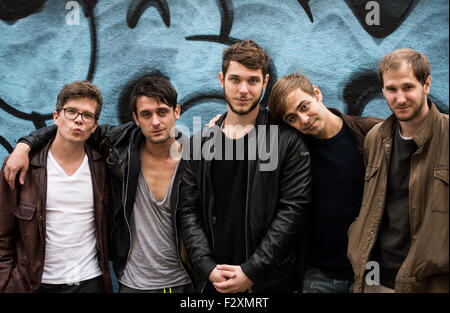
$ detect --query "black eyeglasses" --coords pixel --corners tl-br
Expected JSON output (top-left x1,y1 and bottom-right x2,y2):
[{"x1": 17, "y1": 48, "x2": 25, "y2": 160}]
[{"x1": 61, "y1": 108, "x2": 97, "y2": 123}]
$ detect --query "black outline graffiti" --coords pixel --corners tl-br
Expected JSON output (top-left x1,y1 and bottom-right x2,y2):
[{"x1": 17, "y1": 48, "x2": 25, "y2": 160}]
[
  {"x1": 343, "y1": 69, "x2": 449, "y2": 116},
  {"x1": 81, "y1": 0, "x2": 99, "y2": 81},
  {"x1": 185, "y1": 0, "x2": 239, "y2": 45},
  {"x1": 0, "y1": 0, "x2": 448, "y2": 154},
  {"x1": 297, "y1": 0, "x2": 313, "y2": 23},
  {"x1": 183, "y1": 0, "x2": 277, "y2": 113},
  {"x1": 344, "y1": 0, "x2": 419, "y2": 38},
  {"x1": 0, "y1": 0, "x2": 47, "y2": 23},
  {"x1": 0, "y1": 0, "x2": 99, "y2": 153},
  {"x1": 127, "y1": 0, "x2": 170, "y2": 29},
  {"x1": 343, "y1": 70, "x2": 382, "y2": 116},
  {"x1": 0, "y1": 98, "x2": 53, "y2": 129},
  {"x1": 180, "y1": 94, "x2": 225, "y2": 116},
  {"x1": 0, "y1": 136, "x2": 13, "y2": 154}
]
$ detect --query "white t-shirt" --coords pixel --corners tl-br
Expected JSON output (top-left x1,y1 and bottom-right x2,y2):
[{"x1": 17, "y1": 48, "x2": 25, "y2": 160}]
[{"x1": 41, "y1": 151, "x2": 102, "y2": 284}]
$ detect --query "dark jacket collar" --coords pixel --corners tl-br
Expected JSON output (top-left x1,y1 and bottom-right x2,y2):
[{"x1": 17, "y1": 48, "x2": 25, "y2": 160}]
[
  {"x1": 215, "y1": 106, "x2": 270, "y2": 128},
  {"x1": 379, "y1": 98, "x2": 439, "y2": 148}
]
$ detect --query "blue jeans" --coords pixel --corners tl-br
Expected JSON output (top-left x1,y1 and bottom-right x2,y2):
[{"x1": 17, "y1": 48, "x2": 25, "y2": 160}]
[{"x1": 302, "y1": 267, "x2": 353, "y2": 293}]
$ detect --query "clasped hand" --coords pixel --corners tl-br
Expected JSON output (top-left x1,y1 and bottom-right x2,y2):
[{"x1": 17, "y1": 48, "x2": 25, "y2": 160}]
[{"x1": 208, "y1": 264, "x2": 254, "y2": 293}]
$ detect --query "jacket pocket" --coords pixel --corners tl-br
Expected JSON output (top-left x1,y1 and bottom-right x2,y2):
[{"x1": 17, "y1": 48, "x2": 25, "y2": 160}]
[
  {"x1": 432, "y1": 167, "x2": 449, "y2": 213},
  {"x1": 12, "y1": 204, "x2": 36, "y2": 220},
  {"x1": 361, "y1": 165, "x2": 379, "y2": 207},
  {"x1": 12, "y1": 204, "x2": 37, "y2": 241}
]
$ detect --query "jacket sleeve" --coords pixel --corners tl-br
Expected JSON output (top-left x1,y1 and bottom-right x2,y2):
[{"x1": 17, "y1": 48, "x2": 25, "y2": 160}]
[
  {"x1": 88, "y1": 121, "x2": 137, "y2": 154},
  {"x1": 241, "y1": 131, "x2": 312, "y2": 284},
  {"x1": 19, "y1": 125, "x2": 57, "y2": 151},
  {"x1": 0, "y1": 156, "x2": 19, "y2": 292},
  {"x1": 19, "y1": 121, "x2": 137, "y2": 155},
  {"x1": 177, "y1": 135, "x2": 216, "y2": 285}
]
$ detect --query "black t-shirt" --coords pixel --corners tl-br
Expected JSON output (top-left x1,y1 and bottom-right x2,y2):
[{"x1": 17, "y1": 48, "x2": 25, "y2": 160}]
[
  {"x1": 306, "y1": 123, "x2": 365, "y2": 280},
  {"x1": 372, "y1": 123, "x2": 417, "y2": 289},
  {"x1": 211, "y1": 130, "x2": 248, "y2": 266}
]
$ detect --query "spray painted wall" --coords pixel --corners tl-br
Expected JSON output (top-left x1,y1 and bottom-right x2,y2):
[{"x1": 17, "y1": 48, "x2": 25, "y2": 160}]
[{"x1": 0, "y1": 0, "x2": 448, "y2": 162}]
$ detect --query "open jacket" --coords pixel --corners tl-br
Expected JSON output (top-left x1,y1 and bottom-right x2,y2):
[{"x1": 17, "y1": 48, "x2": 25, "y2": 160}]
[
  {"x1": 19, "y1": 123, "x2": 194, "y2": 290},
  {"x1": 347, "y1": 100, "x2": 449, "y2": 293},
  {"x1": 178, "y1": 107, "x2": 312, "y2": 293},
  {"x1": 328, "y1": 108, "x2": 382, "y2": 156},
  {"x1": 0, "y1": 140, "x2": 112, "y2": 292}
]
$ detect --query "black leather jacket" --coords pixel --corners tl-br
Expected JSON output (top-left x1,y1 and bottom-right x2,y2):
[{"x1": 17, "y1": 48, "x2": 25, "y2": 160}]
[
  {"x1": 178, "y1": 108, "x2": 312, "y2": 293},
  {"x1": 20, "y1": 123, "x2": 194, "y2": 288}
]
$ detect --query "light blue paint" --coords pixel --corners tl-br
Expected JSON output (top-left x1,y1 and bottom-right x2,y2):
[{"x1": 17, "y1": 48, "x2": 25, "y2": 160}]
[{"x1": 0, "y1": 0, "x2": 448, "y2": 162}]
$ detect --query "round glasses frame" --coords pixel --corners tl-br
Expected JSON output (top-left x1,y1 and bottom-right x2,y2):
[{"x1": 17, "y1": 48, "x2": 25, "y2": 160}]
[{"x1": 61, "y1": 108, "x2": 97, "y2": 124}]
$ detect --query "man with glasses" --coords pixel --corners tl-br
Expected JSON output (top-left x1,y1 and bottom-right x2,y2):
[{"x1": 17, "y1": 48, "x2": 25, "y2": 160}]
[
  {"x1": 0, "y1": 81, "x2": 112, "y2": 293},
  {"x1": 2, "y1": 75, "x2": 194, "y2": 293}
]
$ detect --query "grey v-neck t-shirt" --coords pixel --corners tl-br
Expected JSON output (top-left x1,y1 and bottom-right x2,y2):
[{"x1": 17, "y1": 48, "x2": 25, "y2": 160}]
[{"x1": 119, "y1": 164, "x2": 190, "y2": 290}]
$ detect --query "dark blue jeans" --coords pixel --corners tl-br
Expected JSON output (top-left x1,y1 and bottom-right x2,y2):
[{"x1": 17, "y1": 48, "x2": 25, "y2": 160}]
[{"x1": 302, "y1": 267, "x2": 353, "y2": 293}]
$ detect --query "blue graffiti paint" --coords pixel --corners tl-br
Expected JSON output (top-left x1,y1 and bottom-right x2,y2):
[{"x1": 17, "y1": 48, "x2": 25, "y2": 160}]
[{"x1": 0, "y1": 0, "x2": 448, "y2": 161}]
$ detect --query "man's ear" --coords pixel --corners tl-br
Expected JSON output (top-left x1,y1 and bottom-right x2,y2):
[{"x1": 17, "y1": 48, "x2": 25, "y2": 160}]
[
  {"x1": 219, "y1": 72, "x2": 224, "y2": 89},
  {"x1": 174, "y1": 104, "x2": 181, "y2": 120},
  {"x1": 132, "y1": 111, "x2": 140, "y2": 126},
  {"x1": 424, "y1": 75, "x2": 431, "y2": 95},
  {"x1": 53, "y1": 111, "x2": 59, "y2": 125},
  {"x1": 313, "y1": 85, "x2": 323, "y2": 102},
  {"x1": 263, "y1": 74, "x2": 269, "y2": 89}
]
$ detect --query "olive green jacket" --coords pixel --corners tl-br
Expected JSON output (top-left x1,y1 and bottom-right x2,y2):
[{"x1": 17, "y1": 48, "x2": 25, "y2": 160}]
[{"x1": 347, "y1": 100, "x2": 449, "y2": 293}]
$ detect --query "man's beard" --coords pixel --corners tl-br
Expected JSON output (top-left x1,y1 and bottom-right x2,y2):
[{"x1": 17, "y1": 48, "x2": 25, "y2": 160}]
[
  {"x1": 147, "y1": 131, "x2": 170, "y2": 144},
  {"x1": 224, "y1": 86, "x2": 263, "y2": 116},
  {"x1": 393, "y1": 96, "x2": 427, "y2": 122}
]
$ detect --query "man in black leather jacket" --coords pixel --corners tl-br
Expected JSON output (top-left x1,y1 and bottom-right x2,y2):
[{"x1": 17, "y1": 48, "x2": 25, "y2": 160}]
[{"x1": 178, "y1": 40, "x2": 312, "y2": 293}]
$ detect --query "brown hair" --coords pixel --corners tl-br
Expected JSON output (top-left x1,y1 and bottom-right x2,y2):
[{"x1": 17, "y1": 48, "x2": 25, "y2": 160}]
[
  {"x1": 268, "y1": 73, "x2": 315, "y2": 120},
  {"x1": 56, "y1": 81, "x2": 103, "y2": 119},
  {"x1": 129, "y1": 74, "x2": 177, "y2": 114},
  {"x1": 378, "y1": 48, "x2": 430, "y2": 87},
  {"x1": 222, "y1": 40, "x2": 270, "y2": 77}
]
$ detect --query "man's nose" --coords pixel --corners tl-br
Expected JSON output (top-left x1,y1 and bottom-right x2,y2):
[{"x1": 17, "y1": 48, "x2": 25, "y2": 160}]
[
  {"x1": 238, "y1": 82, "x2": 248, "y2": 94},
  {"x1": 151, "y1": 114, "x2": 161, "y2": 125},
  {"x1": 397, "y1": 90, "x2": 407, "y2": 104},
  {"x1": 299, "y1": 113, "x2": 309, "y2": 125},
  {"x1": 74, "y1": 113, "x2": 83, "y2": 124}
]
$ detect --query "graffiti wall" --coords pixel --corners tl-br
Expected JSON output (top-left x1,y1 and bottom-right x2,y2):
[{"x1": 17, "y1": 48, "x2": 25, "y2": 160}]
[{"x1": 0, "y1": 0, "x2": 448, "y2": 161}]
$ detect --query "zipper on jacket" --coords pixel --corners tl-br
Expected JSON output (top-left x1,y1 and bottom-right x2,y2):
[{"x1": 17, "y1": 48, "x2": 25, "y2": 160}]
[
  {"x1": 202, "y1": 180, "x2": 215, "y2": 293},
  {"x1": 173, "y1": 175, "x2": 195, "y2": 290},
  {"x1": 201, "y1": 162, "x2": 215, "y2": 293},
  {"x1": 123, "y1": 145, "x2": 133, "y2": 269},
  {"x1": 206, "y1": 162, "x2": 215, "y2": 252}
]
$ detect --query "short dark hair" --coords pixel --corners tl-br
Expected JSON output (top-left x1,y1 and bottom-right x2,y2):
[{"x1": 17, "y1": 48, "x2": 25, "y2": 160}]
[
  {"x1": 56, "y1": 81, "x2": 103, "y2": 119},
  {"x1": 130, "y1": 75, "x2": 178, "y2": 113},
  {"x1": 378, "y1": 48, "x2": 430, "y2": 87},
  {"x1": 222, "y1": 40, "x2": 270, "y2": 77}
]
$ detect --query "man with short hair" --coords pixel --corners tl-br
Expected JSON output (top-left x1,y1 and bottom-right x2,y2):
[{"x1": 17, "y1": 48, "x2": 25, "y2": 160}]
[
  {"x1": 267, "y1": 73, "x2": 381, "y2": 293},
  {"x1": 2, "y1": 75, "x2": 194, "y2": 293},
  {"x1": 178, "y1": 40, "x2": 312, "y2": 293},
  {"x1": 0, "y1": 81, "x2": 112, "y2": 293},
  {"x1": 347, "y1": 48, "x2": 449, "y2": 293}
]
